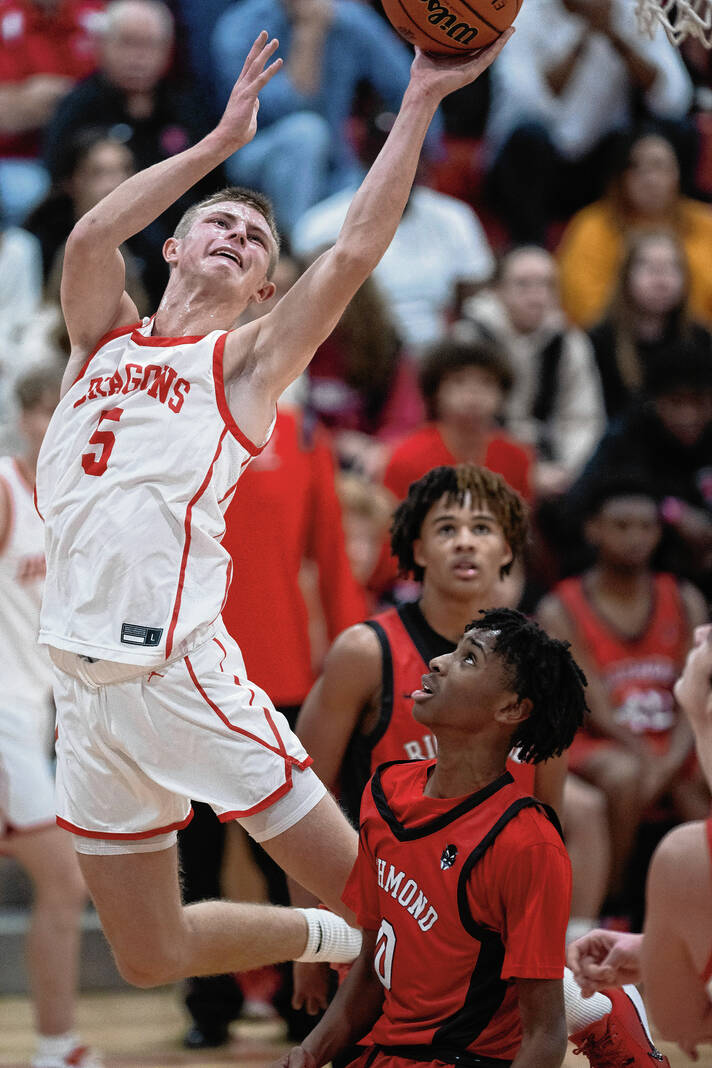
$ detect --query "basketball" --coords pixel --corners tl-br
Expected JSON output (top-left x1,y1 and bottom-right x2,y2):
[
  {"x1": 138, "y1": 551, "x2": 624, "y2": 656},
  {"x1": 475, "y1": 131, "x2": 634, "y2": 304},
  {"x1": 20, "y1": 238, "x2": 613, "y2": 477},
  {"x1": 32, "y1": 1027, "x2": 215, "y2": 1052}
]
[{"x1": 381, "y1": 0, "x2": 522, "y2": 53}]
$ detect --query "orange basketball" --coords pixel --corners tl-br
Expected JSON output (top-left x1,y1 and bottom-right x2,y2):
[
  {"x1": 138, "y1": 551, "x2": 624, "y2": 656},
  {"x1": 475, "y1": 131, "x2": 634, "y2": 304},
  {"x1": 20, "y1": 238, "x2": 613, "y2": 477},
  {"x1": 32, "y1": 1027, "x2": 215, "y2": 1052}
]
[{"x1": 381, "y1": 0, "x2": 522, "y2": 53}]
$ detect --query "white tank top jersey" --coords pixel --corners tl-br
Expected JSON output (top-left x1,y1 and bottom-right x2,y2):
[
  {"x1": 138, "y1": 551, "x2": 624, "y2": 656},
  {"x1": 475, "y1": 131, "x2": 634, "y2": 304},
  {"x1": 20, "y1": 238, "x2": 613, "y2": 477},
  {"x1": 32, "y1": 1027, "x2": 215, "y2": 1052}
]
[
  {"x1": 0, "y1": 455, "x2": 53, "y2": 709},
  {"x1": 35, "y1": 319, "x2": 274, "y2": 667}
]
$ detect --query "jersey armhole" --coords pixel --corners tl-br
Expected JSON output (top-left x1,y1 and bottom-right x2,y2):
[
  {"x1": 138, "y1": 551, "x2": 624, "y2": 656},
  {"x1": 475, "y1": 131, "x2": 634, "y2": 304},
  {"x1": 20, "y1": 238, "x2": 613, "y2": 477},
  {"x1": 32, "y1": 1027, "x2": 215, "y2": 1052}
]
[
  {"x1": 212, "y1": 332, "x2": 276, "y2": 455},
  {"x1": 362, "y1": 619, "x2": 394, "y2": 746}
]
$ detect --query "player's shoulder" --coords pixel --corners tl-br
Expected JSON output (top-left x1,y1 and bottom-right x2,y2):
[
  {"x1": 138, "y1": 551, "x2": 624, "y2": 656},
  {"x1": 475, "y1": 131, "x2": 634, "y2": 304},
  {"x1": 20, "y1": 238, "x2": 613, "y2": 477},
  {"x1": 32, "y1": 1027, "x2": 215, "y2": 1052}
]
[
  {"x1": 323, "y1": 621, "x2": 384, "y2": 680},
  {"x1": 496, "y1": 797, "x2": 567, "y2": 857}
]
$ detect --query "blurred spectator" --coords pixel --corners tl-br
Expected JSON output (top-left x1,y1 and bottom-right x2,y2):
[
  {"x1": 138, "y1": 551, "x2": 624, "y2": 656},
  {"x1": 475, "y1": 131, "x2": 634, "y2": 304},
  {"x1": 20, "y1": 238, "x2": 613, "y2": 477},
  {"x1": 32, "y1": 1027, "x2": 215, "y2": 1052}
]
[
  {"x1": 0, "y1": 366, "x2": 101, "y2": 1068},
  {"x1": 336, "y1": 472, "x2": 392, "y2": 600},
  {"x1": 0, "y1": 0, "x2": 105, "y2": 225},
  {"x1": 588, "y1": 229, "x2": 712, "y2": 420},
  {"x1": 172, "y1": 0, "x2": 233, "y2": 108},
  {"x1": 561, "y1": 344, "x2": 712, "y2": 593},
  {"x1": 292, "y1": 111, "x2": 493, "y2": 351},
  {"x1": 460, "y1": 245, "x2": 605, "y2": 496},
  {"x1": 538, "y1": 475, "x2": 709, "y2": 914},
  {"x1": 0, "y1": 221, "x2": 43, "y2": 425},
  {"x1": 211, "y1": 0, "x2": 440, "y2": 238},
  {"x1": 382, "y1": 338, "x2": 533, "y2": 504},
  {"x1": 558, "y1": 130, "x2": 712, "y2": 328},
  {"x1": 179, "y1": 403, "x2": 367, "y2": 1048},
  {"x1": 305, "y1": 275, "x2": 424, "y2": 479},
  {"x1": 26, "y1": 126, "x2": 155, "y2": 305},
  {"x1": 485, "y1": 0, "x2": 693, "y2": 244},
  {"x1": 42, "y1": 0, "x2": 214, "y2": 245}
]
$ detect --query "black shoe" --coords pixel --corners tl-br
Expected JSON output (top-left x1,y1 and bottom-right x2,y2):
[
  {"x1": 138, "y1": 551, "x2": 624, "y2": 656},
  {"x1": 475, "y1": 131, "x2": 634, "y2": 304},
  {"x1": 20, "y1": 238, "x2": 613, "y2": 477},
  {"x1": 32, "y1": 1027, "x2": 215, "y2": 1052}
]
[{"x1": 183, "y1": 1023, "x2": 231, "y2": 1049}]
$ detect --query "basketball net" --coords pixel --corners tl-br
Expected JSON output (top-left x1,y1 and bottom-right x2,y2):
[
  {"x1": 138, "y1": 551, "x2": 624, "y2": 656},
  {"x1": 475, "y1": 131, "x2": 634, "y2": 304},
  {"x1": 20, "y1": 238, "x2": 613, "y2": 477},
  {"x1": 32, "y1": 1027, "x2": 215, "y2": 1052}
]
[{"x1": 636, "y1": 0, "x2": 712, "y2": 47}]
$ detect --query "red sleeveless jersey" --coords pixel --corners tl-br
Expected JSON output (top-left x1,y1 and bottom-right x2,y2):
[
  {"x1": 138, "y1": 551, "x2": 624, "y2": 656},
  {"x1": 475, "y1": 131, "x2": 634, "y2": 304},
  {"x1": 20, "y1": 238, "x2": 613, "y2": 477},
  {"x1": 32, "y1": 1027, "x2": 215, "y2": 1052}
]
[
  {"x1": 555, "y1": 574, "x2": 689, "y2": 735},
  {"x1": 343, "y1": 760, "x2": 570, "y2": 1062},
  {"x1": 340, "y1": 603, "x2": 534, "y2": 823}
]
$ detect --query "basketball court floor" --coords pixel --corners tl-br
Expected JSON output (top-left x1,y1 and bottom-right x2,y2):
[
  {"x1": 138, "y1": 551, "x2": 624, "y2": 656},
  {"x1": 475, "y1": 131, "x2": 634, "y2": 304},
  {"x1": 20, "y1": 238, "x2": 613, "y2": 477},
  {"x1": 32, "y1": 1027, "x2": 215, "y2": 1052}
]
[{"x1": 0, "y1": 987, "x2": 707, "y2": 1068}]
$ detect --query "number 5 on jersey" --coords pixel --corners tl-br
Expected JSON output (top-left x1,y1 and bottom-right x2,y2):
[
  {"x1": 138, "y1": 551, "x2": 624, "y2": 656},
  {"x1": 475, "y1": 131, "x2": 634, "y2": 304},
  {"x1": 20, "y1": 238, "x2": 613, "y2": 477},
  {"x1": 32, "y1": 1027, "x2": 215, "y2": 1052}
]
[
  {"x1": 82, "y1": 407, "x2": 123, "y2": 476},
  {"x1": 374, "y1": 918, "x2": 396, "y2": 990}
]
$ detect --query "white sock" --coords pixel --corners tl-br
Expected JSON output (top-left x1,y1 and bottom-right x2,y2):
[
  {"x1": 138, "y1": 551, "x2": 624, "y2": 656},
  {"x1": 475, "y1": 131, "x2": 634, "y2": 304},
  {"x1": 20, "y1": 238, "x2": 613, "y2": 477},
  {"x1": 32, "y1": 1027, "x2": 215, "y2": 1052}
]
[
  {"x1": 33, "y1": 1032, "x2": 81, "y2": 1064},
  {"x1": 295, "y1": 908, "x2": 362, "y2": 964},
  {"x1": 564, "y1": 966, "x2": 613, "y2": 1033},
  {"x1": 566, "y1": 917, "x2": 598, "y2": 944}
]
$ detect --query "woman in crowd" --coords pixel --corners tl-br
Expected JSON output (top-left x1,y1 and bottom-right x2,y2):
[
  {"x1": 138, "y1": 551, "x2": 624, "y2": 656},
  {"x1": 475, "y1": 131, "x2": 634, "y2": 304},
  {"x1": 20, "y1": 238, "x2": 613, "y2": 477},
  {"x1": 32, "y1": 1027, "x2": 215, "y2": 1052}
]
[{"x1": 557, "y1": 129, "x2": 712, "y2": 329}]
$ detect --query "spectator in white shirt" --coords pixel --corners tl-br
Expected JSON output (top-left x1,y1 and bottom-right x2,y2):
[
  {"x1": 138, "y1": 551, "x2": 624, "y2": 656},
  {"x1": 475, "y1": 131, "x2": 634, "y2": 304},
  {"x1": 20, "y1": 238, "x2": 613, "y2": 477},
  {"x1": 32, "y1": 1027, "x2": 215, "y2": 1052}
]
[{"x1": 485, "y1": 0, "x2": 693, "y2": 243}]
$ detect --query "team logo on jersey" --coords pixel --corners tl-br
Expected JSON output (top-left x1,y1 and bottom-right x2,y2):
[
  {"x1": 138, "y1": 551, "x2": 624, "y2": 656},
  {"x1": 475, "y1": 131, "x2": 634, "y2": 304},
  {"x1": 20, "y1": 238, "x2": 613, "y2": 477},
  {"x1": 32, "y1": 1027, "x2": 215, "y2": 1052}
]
[{"x1": 440, "y1": 844, "x2": 458, "y2": 870}]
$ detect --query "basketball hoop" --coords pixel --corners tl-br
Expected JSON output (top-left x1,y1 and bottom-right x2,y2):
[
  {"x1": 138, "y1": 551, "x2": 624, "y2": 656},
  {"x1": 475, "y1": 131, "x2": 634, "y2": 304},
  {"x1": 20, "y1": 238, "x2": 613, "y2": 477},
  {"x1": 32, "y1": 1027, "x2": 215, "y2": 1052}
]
[{"x1": 636, "y1": 0, "x2": 712, "y2": 48}]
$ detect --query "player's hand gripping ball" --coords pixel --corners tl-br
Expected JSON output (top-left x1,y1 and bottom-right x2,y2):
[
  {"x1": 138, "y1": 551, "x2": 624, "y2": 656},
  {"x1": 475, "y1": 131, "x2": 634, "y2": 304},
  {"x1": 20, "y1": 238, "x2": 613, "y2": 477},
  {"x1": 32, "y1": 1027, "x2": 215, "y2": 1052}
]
[{"x1": 381, "y1": 0, "x2": 522, "y2": 52}]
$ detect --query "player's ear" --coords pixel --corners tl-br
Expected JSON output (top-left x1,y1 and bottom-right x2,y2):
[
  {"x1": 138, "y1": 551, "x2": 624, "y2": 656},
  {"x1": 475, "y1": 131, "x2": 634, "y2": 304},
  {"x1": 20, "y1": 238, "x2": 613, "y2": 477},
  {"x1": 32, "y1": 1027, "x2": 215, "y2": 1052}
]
[
  {"x1": 251, "y1": 280, "x2": 277, "y2": 305},
  {"x1": 163, "y1": 237, "x2": 180, "y2": 267},
  {"x1": 413, "y1": 538, "x2": 426, "y2": 570},
  {"x1": 495, "y1": 696, "x2": 532, "y2": 726}
]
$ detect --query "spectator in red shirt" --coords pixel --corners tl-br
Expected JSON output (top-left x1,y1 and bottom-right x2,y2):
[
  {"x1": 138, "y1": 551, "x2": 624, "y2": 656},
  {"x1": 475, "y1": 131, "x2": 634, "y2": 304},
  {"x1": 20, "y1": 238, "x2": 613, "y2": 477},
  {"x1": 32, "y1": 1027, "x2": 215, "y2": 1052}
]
[
  {"x1": 0, "y1": 0, "x2": 104, "y2": 223},
  {"x1": 383, "y1": 337, "x2": 534, "y2": 504}
]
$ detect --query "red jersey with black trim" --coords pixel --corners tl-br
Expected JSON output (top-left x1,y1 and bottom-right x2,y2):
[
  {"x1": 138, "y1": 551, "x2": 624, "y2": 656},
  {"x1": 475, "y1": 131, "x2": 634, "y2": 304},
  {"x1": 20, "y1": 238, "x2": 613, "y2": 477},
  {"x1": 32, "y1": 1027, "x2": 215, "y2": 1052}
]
[
  {"x1": 342, "y1": 759, "x2": 571, "y2": 1062},
  {"x1": 340, "y1": 602, "x2": 535, "y2": 825},
  {"x1": 555, "y1": 573, "x2": 689, "y2": 735}
]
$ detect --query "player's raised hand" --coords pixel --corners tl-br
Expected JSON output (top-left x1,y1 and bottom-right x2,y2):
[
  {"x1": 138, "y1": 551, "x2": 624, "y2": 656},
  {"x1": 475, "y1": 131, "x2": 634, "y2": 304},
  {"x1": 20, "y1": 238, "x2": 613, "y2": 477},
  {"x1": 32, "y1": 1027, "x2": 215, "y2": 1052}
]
[
  {"x1": 214, "y1": 31, "x2": 282, "y2": 151},
  {"x1": 409, "y1": 27, "x2": 513, "y2": 100},
  {"x1": 567, "y1": 929, "x2": 643, "y2": 997}
]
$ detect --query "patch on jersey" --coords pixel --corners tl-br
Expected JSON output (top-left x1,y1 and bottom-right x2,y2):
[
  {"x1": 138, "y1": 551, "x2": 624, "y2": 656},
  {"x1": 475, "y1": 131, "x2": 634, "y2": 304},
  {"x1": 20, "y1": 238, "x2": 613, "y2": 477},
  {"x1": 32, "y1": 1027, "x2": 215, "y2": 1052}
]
[
  {"x1": 440, "y1": 844, "x2": 458, "y2": 870},
  {"x1": 121, "y1": 623, "x2": 163, "y2": 647}
]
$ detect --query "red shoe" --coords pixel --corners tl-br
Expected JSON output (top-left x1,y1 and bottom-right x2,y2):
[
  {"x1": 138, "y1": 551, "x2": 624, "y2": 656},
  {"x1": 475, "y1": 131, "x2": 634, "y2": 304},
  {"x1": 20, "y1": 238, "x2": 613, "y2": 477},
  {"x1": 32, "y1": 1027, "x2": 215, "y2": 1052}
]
[{"x1": 570, "y1": 986, "x2": 669, "y2": 1067}]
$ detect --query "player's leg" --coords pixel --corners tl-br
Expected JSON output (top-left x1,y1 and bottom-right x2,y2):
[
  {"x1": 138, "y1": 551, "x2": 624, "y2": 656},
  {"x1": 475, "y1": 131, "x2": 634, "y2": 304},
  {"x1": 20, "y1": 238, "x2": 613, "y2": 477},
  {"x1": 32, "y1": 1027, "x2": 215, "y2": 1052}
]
[
  {"x1": 575, "y1": 746, "x2": 642, "y2": 901},
  {"x1": 563, "y1": 774, "x2": 611, "y2": 942}
]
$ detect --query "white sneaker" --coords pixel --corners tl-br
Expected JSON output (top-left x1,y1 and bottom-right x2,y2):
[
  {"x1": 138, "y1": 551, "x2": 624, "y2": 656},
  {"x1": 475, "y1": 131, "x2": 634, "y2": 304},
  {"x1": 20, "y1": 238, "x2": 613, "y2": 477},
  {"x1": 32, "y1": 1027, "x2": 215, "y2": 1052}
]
[{"x1": 33, "y1": 1045, "x2": 104, "y2": 1068}]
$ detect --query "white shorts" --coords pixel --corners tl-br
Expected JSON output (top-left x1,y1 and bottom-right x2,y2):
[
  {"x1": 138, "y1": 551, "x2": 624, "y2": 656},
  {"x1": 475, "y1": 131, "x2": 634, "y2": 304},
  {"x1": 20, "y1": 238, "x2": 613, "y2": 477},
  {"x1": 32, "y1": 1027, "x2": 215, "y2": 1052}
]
[
  {"x1": 0, "y1": 701, "x2": 56, "y2": 840},
  {"x1": 52, "y1": 624, "x2": 325, "y2": 855}
]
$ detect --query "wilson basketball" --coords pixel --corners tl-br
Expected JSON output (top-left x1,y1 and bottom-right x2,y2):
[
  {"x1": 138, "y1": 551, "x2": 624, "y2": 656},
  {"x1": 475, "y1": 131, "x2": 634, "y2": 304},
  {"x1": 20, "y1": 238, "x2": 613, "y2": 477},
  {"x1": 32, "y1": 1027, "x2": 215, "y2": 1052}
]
[{"x1": 381, "y1": 0, "x2": 522, "y2": 53}]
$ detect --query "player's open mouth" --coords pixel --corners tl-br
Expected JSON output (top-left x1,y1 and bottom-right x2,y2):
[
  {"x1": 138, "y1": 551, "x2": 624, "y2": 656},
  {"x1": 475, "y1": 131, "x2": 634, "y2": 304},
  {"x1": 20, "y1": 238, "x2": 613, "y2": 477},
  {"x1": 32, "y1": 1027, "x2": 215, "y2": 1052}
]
[
  {"x1": 412, "y1": 675, "x2": 436, "y2": 700},
  {"x1": 453, "y1": 562, "x2": 478, "y2": 577},
  {"x1": 211, "y1": 247, "x2": 242, "y2": 267}
]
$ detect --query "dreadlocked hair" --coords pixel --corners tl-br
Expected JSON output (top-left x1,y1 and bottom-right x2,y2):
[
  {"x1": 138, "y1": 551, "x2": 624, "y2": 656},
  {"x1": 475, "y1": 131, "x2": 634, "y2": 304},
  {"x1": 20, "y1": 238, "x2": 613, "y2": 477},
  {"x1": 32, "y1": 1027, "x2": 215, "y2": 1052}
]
[
  {"x1": 390, "y1": 464, "x2": 528, "y2": 581},
  {"x1": 467, "y1": 607, "x2": 588, "y2": 764}
]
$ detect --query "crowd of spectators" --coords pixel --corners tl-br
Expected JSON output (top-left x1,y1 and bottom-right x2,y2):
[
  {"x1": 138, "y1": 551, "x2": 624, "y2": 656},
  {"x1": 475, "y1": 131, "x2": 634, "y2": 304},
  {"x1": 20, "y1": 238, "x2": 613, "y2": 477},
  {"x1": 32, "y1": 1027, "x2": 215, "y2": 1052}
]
[{"x1": 1, "y1": 0, "x2": 712, "y2": 1051}]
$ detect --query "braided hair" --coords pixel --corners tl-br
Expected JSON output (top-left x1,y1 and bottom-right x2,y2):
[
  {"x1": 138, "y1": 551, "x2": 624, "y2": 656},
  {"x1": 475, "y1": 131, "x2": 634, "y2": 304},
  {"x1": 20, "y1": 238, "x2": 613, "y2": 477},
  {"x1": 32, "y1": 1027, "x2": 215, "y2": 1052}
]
[
  {"x1": 390, "y1": 464, "x2": 528, "y2": 582},
  {"x1": 467, "y1": 607, "x2": 588, "y2": 763}
]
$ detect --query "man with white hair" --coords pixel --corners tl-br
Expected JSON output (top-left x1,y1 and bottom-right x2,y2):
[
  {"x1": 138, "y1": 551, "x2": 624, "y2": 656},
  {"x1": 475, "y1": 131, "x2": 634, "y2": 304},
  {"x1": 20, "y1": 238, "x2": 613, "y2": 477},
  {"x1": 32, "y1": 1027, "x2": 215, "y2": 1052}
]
[{"x1": 43, "y1": 0, "x2": 215, "y2": 242}]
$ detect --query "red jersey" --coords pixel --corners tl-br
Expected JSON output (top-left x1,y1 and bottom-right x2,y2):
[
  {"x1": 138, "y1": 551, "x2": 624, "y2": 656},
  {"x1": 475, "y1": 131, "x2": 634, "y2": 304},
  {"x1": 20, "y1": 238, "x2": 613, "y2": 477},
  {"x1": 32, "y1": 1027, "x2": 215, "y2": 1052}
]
[
  {"x1": 221, "y1": 408, "x2": 366, "y2": 707},
  {"x1": 343, "y1": 760, "x2": 570, "y2": 1063},
  {"x1": 383, "y1": 423, "x2": 533, "y2": 504},
  {"x1": 340, "y1": 602, "x2": 534, "y2": 824},
  {"x1": 0, "y1": 0, "x2": 104, "y2": 156},
  {"x1": 555, "y1": 573, "x2": 689, "y2": 736}
]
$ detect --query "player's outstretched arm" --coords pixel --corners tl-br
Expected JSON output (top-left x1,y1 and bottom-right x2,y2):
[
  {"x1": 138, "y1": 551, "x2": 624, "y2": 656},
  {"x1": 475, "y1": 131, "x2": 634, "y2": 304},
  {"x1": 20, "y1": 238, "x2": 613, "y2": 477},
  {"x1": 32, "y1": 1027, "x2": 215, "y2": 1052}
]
[
  {"x1": 60, "y1": 32, "x2": 281, "y2": 377},
  {"x1": 246, "y1": 32, "x2": 512, "y2": 404}
]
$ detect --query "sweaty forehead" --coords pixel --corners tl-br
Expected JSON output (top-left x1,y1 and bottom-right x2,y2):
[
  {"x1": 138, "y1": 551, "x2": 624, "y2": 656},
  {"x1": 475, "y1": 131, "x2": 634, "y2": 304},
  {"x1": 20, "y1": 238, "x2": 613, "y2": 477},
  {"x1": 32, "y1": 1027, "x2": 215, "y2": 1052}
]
[
  {"x1": 427, "y1": 493, "x2": 498, "y2": 523},
  {"x1": 198, "y1": 201, "x2": 267, "y2": 230}
]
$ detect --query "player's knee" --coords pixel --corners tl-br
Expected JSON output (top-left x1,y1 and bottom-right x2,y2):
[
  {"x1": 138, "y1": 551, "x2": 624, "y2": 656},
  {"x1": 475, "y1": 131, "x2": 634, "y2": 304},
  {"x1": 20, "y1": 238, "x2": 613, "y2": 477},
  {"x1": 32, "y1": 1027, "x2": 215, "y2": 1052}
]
[{"x1": 113, "y1": 940, "x2": 185, "y2": 989}]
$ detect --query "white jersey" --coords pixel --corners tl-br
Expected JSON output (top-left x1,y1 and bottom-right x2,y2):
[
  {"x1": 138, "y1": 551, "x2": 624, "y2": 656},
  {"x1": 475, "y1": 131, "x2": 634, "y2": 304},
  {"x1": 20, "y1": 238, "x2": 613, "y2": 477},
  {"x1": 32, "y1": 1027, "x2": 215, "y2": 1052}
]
[
  {"x1": 0, "y1": 455, "x2": 53, "y2": 711},
  {"x1": 36, "y1": 319, "x2": 272, "y2": 667}
]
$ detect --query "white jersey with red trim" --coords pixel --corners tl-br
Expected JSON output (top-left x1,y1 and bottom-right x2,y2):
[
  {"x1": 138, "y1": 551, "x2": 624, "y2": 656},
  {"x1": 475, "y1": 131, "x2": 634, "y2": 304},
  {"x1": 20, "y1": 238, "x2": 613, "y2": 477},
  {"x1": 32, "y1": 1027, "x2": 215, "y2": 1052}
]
[
  {"x1": 0, "y1": 455, "x2": 53, "y2": 711},
  {"x1": 36, "y1": 319, "x2": 272, "y2": 667}
]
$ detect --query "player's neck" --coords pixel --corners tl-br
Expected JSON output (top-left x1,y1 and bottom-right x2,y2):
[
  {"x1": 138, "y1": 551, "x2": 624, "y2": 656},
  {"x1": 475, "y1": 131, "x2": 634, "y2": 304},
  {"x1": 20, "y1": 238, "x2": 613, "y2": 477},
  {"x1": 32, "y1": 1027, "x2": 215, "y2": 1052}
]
[
  {"x1": 437, "y1": 421, "x2": 490, "y2": 463},
  {"x1": 419, "y1": 586, "x2": 496, "y2": 644},
  {"x1": 425, "y1": 736, "x2": 509, "y2": 799},
  {"x1": 155, "y1": 276, "x2": 245, "y2": 337},
  {"x1": 589, "y1": 563, "x2": 651, "y2": 602}
]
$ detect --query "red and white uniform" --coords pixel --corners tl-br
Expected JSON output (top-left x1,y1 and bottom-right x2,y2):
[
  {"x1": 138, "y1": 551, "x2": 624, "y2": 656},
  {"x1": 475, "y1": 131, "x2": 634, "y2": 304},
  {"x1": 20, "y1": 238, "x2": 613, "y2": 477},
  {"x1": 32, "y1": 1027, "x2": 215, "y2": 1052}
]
[
  {"x1": 341, "y1": 603, "x2": 534, "y2": 825},
  {"x1": 37, "y1": 319, "x2": 267, "y2": 667},
  {"x1": 555, "y1": 574, "x2": 690, "y2": 768},
  {"x1": 0, "y1": 455, "x2": 54, "y2": 837},
  {"x1": 35, "y1": 320, "x2": 323, "y2": 851},
  {"x1": 343, "y1": 760, "x2": 570, "y2": 1065}
]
